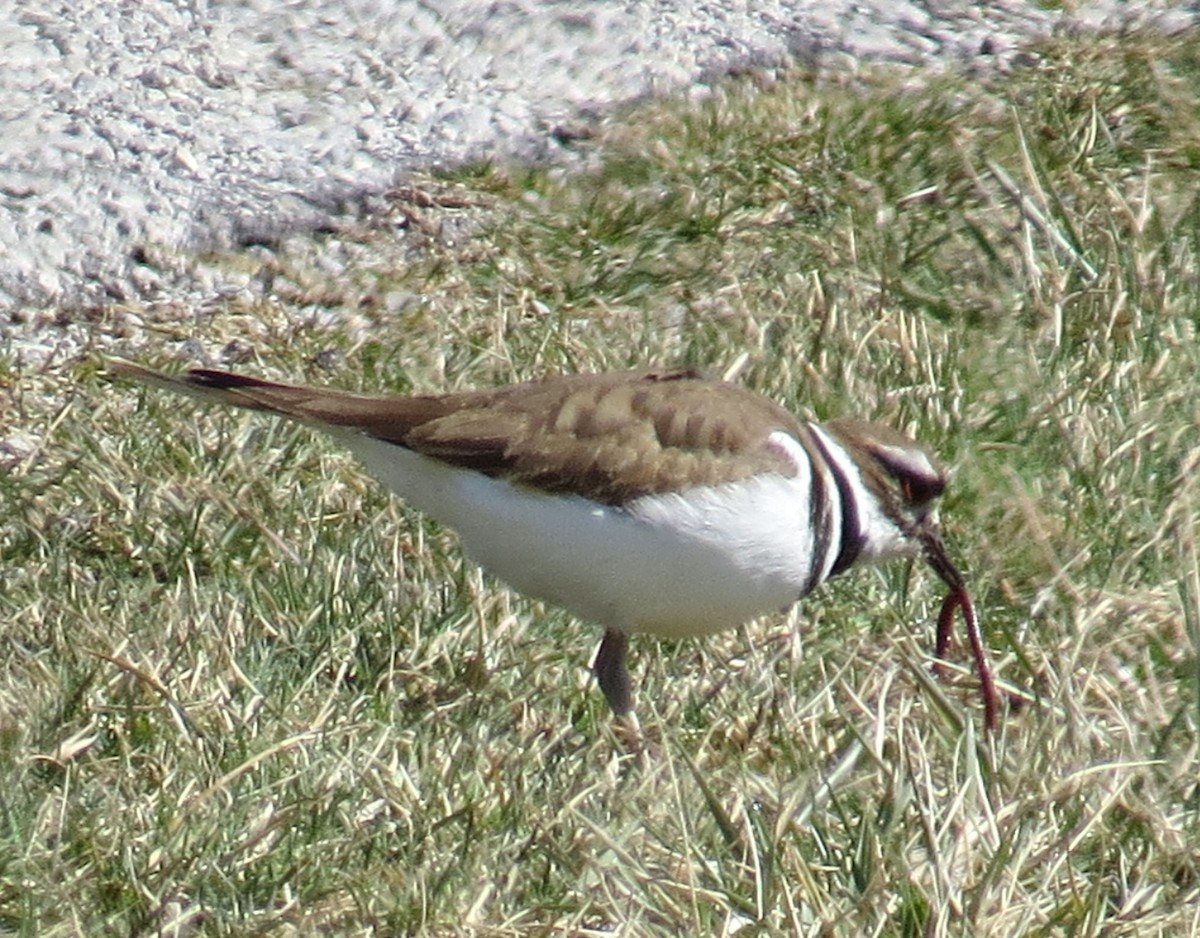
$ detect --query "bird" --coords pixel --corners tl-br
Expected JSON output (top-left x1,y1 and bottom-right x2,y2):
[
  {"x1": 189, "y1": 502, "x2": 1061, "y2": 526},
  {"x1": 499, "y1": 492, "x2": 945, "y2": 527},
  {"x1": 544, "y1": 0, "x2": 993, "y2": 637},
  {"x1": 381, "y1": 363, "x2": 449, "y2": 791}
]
[{"x1": 110, "y1": 361, "x2": 997, "y2": 727}]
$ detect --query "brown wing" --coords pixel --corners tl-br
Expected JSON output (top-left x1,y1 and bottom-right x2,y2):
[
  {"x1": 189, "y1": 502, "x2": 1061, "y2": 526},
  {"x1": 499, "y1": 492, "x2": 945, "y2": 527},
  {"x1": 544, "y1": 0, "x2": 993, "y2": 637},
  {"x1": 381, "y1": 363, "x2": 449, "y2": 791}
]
[
  {"x1": 111, "y1": 362, "x2": 806, "y2": 505},
  {"x1": 403, "y1": 369, "x2": 806, "y2": 504}
]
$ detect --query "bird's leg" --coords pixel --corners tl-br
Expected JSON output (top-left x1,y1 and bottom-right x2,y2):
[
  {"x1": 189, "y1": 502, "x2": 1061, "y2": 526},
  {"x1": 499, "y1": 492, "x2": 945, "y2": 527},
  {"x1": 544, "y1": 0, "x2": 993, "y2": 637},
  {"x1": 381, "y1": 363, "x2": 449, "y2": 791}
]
[
  {"x1": 594, "y1": 628, "x2": 650, "y2": 754},
  {"x1": 594, "y1": 628, "x2": 634, "y2": 716}
]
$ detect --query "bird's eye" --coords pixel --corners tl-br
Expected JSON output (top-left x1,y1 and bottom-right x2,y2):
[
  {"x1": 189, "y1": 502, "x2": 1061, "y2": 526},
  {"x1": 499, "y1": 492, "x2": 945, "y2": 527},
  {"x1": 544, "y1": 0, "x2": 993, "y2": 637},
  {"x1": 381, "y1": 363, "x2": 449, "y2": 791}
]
[{"x1": 901, "y1": 474, "x2": 944, "y2": 506}]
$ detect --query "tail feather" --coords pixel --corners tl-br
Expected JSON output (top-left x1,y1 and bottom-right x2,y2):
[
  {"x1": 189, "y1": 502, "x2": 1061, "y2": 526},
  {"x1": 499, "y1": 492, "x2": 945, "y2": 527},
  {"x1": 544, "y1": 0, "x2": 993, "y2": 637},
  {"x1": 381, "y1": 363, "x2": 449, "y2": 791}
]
[
  {"x1": 107, "y1": 359, "x2": 449, "y2": 442},
  {"x1": 109, "y1": 360, "x2": 308, "y2": 412}
]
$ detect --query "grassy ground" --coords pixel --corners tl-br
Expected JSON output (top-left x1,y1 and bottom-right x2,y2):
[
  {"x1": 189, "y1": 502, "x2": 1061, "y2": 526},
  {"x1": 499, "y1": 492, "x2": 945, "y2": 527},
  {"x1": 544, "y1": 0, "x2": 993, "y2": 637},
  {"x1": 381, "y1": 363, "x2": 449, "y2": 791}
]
[{"x1": 3, "y1": 26, "x2": 1200, "y2": 938}]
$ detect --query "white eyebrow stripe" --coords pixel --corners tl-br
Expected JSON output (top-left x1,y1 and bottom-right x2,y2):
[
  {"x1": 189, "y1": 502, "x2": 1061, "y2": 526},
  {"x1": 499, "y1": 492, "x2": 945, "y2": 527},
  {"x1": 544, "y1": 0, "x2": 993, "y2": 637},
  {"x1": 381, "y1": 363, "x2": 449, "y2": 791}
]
[{"x1": 875, "y1": 442, "x2": 938, "y2": 480}]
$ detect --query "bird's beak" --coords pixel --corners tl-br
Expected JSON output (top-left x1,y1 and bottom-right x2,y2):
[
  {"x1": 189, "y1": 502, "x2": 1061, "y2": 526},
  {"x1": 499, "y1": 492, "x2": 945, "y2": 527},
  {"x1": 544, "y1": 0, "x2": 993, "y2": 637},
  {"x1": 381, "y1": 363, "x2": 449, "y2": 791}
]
[{"x1": 920, "y1": 525, "x2": 965, "y2": 592}]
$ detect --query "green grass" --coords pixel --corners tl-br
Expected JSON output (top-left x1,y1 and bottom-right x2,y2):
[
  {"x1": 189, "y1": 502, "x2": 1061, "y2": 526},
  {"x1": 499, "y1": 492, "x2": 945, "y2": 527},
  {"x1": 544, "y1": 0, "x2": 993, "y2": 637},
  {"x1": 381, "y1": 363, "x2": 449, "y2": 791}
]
[{"x1": 3, "y1": 26, "x2": 1200, "y2": 937}]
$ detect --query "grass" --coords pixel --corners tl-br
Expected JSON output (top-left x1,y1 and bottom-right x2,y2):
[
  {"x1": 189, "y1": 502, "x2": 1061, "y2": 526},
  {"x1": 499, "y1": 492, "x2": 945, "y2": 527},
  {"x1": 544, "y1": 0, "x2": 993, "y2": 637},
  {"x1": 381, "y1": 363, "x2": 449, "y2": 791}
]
[{"x1": 3, "y1": 25, "x2": 1200, "y2": 937}]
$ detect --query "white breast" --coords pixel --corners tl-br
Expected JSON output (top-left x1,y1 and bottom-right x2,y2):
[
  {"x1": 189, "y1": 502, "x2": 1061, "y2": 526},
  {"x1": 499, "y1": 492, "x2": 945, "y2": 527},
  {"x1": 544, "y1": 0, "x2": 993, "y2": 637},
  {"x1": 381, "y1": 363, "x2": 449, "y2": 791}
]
[{"x1": 341, "y1": 431, "x2": 831, "y2": 638}]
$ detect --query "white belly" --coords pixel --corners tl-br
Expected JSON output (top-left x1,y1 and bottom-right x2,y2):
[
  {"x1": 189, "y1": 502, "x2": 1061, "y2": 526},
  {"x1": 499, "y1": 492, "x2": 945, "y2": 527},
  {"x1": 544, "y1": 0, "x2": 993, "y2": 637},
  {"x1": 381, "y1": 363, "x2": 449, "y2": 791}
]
[{"x1": 343, "y1": 434, "x2": 829, "y2": 638}]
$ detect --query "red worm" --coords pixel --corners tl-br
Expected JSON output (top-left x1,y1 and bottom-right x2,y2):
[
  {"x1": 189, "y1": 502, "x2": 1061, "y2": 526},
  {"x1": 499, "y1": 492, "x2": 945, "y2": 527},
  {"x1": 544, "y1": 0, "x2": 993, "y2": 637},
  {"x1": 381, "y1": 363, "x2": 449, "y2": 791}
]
[{"x1": 937, "y1": 587, "x2": 1000, "y2": 732}]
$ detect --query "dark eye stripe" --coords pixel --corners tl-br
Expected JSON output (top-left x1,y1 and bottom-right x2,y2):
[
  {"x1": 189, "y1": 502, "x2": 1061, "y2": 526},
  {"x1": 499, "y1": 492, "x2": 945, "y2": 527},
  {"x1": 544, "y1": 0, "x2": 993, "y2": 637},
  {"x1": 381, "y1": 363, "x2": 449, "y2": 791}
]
[
  {"x1": 903, "y1": 475, "x2": 945, "y2": 504},
  {"x1": 873, "y1": 451, "x2": 945, "y2": 505}
]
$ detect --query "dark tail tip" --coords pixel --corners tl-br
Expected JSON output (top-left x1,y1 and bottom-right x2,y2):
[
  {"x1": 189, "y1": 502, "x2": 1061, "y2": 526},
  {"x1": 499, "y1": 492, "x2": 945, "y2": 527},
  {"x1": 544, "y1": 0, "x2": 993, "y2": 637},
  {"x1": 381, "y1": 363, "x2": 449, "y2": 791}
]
[{"x1": 185, "y1": 369, "x2": 277, "y2": 390}]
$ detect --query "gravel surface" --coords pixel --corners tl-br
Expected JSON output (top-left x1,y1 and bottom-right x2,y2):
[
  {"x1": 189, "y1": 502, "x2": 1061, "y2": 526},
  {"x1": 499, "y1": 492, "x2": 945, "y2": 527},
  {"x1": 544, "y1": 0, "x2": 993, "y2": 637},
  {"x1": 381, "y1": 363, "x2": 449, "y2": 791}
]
[{"x1": 0, "y1": 0, "x2": 1194, "y2": 320}]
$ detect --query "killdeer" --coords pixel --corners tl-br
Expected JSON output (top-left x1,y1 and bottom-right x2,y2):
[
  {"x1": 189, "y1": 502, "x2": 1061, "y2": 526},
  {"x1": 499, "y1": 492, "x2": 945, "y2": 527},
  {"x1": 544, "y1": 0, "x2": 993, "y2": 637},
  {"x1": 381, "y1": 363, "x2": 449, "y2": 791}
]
[{"x1": 111, "y1": 362, "x2": 998, "y2": 729}]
